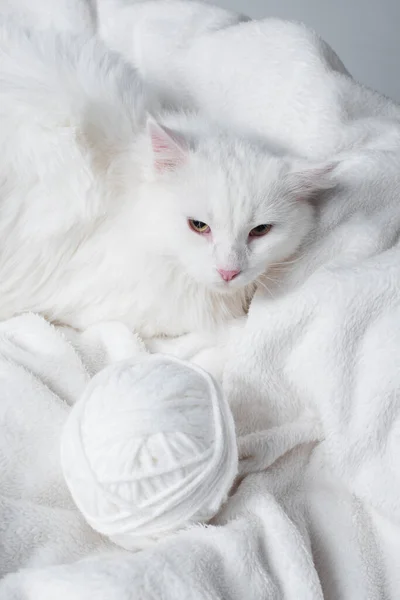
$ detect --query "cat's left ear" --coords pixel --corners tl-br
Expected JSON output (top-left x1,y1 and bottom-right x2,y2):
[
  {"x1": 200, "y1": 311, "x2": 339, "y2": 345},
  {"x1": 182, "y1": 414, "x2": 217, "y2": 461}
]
[
  {"x1": 147, "y1": 116, "x2": 188, "y2": 173},
  {"x1": 286, "y1": 161, "x2": 339, "y2": 200}
]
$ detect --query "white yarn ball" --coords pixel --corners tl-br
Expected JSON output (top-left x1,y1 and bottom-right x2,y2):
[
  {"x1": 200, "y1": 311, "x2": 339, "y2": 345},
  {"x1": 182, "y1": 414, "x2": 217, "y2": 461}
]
[{"x1": 61, "y1": 354, "x2": 238, "y2": 550}]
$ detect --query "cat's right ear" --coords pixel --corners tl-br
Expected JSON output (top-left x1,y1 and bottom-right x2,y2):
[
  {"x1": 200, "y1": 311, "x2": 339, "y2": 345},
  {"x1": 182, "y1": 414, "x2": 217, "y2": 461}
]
[
  {"x1": 286, "y1": 161, "x2": 339, "y2": 201},
  {"x1": 146, "y1": 116, "x2": 188, "y2": 173}
]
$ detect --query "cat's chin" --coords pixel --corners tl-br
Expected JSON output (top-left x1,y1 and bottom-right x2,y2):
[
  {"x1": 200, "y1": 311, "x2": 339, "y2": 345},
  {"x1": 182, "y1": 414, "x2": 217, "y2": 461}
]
[{"x1": 209, "y1": 280, "x2": 249, "y2": 296}]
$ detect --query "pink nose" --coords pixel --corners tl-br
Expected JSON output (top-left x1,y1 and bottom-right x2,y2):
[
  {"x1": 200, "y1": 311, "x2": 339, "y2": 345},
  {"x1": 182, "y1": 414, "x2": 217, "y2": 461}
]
[{"x1": 217, "y1": 269, "x2": 241, "y2": 282}]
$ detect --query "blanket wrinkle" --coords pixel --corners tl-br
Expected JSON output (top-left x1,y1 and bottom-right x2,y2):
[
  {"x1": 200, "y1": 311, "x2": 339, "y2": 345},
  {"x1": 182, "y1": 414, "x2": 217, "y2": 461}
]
[
  {"x1": 97, "y1": 1, "x2": 400, "y2": 161},
  {"x1": 1, "y1": 1, "x2": 400, "y2": 598},
  {"x1": 238, "y1": 412, "x2": 322, "y2": 476}
]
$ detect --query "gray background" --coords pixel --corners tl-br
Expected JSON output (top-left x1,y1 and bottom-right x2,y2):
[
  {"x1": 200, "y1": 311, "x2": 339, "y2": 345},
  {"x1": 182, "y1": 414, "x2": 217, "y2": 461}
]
[{"x1": 210, "y1": 0, "x2": 400, "y2": 101}]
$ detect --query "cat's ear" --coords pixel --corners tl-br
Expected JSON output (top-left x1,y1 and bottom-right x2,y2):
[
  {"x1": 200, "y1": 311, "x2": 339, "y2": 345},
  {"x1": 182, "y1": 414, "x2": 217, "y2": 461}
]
[
  {"x1": 146, "y1": 116, "x2": 188, "y2": 173},
  {"x1": 286, "y1": 161, "x2": 339, "y2": 200}
]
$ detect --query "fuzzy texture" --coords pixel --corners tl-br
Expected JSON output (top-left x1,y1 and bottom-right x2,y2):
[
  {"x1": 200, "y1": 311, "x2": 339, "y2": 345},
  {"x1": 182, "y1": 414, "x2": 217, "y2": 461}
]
[
  {"x1": 2, "y1": 1, "x2": 400, "y2": 599},
  {"x1": 0, "y1": 0, "x2": 96, "y2": 32},
  {"x1": 61, "y1": 353, "x2": 238, "y2": 550},
  {"x1": 0, "y1": 20, "x2": 337, "y2": 338},
  {"x1": 99, "y1": 0, "x2": 400, "y2": 161}
]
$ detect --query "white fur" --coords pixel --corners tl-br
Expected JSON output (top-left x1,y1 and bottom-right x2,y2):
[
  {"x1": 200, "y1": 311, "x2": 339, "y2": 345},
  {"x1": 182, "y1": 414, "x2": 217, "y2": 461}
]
[
  {"x1": 0, "y1": 0, "x2": 95, "y2": 33},
  {"x1": 0, "y1": 22, "x2": 336, "y2": 338},
  {"x1": 98, "y1": 0, "x2": 400, "y2": 161}
]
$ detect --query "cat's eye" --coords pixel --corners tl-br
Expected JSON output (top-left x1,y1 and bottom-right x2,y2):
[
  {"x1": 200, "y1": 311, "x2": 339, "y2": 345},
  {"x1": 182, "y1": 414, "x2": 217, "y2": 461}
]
[
  {"x1": 188, "y1": 219, "x2": 210, "y2": 234},
  {"x1": 249, "y1": 224, "x2": 272, "y2": 238}
]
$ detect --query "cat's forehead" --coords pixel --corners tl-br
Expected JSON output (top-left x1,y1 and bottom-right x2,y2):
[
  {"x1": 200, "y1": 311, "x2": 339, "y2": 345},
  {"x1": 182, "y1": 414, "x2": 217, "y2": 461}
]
[{"x1": 186, "y1": 140, "x2": 288, "y2": 227}]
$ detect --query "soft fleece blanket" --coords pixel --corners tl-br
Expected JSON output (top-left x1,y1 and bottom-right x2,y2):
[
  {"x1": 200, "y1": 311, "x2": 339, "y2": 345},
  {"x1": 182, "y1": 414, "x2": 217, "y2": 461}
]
[{"x1": 1, "y1": 1, "x2": 400, "y2": 598}]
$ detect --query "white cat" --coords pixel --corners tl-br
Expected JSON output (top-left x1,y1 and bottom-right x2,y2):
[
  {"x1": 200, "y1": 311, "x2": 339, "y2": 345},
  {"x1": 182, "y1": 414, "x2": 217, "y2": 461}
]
[{"x1": 0, "y1": 22, "x2": 337, "y2": 339}]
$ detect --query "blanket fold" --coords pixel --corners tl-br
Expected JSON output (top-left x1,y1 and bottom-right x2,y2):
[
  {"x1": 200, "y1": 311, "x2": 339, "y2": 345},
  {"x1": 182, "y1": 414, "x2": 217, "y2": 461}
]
[{"x1": 1, "y1": 1, "x2": 400, "y2": 598}]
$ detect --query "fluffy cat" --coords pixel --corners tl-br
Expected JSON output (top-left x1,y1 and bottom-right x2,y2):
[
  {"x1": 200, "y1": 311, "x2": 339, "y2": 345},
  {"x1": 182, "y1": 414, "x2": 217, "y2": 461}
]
[{"x1": 0, "y1": 22, "x2": 337, "y2": 339}]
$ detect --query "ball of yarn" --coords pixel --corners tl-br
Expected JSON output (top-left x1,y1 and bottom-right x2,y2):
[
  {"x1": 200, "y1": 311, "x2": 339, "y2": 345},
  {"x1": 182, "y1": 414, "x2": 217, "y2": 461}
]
[{"x1": 61, "y1": 354, "x2": 238, "y2": 550}]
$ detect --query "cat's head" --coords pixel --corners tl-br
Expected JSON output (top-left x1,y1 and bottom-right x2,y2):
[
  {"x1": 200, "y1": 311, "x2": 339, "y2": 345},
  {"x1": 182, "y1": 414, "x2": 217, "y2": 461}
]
[{"x1": 137, "y1": 118, "x2": 338, "y2": 294}]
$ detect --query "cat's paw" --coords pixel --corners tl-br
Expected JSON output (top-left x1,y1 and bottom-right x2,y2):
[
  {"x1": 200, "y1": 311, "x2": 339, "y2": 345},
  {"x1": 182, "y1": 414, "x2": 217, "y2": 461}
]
[{"x1": 145, "y1": 331, "x2": 217, "y2": 360}]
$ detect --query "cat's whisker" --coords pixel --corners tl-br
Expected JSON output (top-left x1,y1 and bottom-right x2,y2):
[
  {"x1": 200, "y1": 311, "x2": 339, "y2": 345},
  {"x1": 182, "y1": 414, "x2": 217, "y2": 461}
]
[
  {"x1": 269, "y1": 256, "x2": 302, "y2": 268},
  {"x1": 259, "y1": 273, "x2": 282, "y2": 288},
  {"x1": 255, "y1": 278, "x2": 275, "y2": 299}
]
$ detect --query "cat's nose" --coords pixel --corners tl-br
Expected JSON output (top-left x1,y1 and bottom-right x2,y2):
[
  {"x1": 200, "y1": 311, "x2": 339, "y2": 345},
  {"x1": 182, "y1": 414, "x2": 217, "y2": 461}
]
[{"x1": 217, "y1": 269, "x2": 241, "y2": 282}]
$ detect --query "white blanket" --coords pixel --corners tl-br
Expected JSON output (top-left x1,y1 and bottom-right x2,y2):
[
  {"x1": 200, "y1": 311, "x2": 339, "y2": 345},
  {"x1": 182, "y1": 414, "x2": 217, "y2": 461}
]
[
  {"x1": 1, "y1": 1, "x2": 400, "y2": 598},
  {"x1": 97, "y1": 0, "x2": 400, "y2": 160}
]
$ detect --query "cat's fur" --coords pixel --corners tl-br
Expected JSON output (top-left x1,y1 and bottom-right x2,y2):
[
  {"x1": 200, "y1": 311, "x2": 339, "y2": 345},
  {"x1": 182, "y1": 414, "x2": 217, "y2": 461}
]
[{"x1": 0, "y1": 22, "x2": 337, "y2": 338}]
